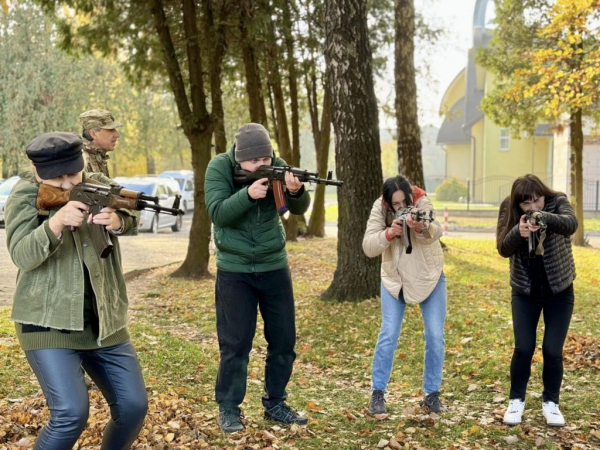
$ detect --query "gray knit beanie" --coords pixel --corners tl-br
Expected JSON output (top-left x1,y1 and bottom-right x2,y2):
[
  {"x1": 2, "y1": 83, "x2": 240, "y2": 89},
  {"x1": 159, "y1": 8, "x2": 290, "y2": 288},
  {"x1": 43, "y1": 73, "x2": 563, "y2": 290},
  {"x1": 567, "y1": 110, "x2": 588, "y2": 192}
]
[{"x1": 235, "y1": 123, "x2": 274, "y2": 162}]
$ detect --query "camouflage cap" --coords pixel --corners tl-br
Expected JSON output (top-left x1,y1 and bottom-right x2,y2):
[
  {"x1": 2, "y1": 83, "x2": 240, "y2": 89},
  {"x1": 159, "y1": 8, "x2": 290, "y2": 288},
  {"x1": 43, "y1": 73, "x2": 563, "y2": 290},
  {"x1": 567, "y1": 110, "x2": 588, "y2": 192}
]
[{"x1": 79, "y1": 109, "x2": 123, "y2": 131}]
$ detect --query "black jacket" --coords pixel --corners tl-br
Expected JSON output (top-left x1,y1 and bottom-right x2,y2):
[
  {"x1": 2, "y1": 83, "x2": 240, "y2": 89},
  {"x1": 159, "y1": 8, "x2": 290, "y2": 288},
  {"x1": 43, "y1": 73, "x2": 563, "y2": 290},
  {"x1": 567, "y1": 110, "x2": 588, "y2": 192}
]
[{"x1": 498, "y1": 195, "x2": 577, "y2": 296}]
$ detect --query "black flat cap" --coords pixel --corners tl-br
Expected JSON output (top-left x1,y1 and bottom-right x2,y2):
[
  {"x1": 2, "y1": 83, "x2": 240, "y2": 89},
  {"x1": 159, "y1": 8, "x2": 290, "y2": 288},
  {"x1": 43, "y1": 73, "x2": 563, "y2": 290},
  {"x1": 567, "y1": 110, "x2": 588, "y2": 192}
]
[{"x1": 26, "y1": 132, "x2": 85, "y2": 180}]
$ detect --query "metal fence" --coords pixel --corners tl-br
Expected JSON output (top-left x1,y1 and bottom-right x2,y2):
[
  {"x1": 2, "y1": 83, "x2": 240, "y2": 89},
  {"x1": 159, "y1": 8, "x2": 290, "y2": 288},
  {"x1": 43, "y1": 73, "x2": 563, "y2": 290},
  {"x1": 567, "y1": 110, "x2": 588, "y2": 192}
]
[{"x1": 425, "y1": 176, "x2": 600, "y2": 211}]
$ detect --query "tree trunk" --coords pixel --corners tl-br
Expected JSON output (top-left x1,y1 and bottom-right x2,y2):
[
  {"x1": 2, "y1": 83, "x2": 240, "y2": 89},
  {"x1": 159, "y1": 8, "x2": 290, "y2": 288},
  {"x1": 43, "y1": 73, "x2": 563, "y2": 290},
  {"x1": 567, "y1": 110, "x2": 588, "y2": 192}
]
[
  {"x1": 307, "y1": 84, "x2": 332, "y2": 237},
  {"x1": 281, "y1": 0, "x2": 303, "y2": 238},
  {"x1": 151, "y1": 0, "x2": 212, "y2": 278},
  {"x1": 281, "y1": 0, "x2": 300, "y2": 167},
  {"x1": 266, "y1": 9, "x2": 298, "y2": 241},
  {"x1": 323, "y1": 0, "x2": 383, "y2": 301},
  {"x1": 239, "y1": 0, "x2": 269, "y2": 128},
  {"x1": 395, "y1": 0, "x2": 424, "y2": 187},
  {"x1": 173, "y1": 131, "x2": 213, "y2": 277},
  {"x1": 570, "y1": 108, "x2": 585, "y2": 246},
  {"x1": 146, "y1": 156, "x2": 156, "y2": 174}
]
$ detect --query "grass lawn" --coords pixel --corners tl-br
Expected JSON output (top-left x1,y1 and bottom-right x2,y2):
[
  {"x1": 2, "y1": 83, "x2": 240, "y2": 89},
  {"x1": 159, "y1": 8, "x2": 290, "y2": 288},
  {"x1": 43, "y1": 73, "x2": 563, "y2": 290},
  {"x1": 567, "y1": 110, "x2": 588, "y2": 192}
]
[{"x1": 1, "y1": 238, "x2": 599, "y2": 449}]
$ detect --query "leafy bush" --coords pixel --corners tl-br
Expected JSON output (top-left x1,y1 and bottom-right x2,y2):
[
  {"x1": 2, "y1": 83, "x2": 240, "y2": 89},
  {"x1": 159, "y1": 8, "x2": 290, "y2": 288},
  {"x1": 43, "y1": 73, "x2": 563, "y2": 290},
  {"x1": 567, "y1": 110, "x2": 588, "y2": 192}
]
[{"x1": 435, "y1": 177, "x2": 468, "y2": 202}]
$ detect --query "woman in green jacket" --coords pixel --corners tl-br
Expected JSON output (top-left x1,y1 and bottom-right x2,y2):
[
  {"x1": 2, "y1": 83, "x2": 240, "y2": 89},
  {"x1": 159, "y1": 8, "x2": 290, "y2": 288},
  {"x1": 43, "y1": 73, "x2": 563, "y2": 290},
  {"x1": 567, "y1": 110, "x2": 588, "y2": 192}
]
[{"x1": 5, "y1": 132, "x2": 147, "y2": 450}]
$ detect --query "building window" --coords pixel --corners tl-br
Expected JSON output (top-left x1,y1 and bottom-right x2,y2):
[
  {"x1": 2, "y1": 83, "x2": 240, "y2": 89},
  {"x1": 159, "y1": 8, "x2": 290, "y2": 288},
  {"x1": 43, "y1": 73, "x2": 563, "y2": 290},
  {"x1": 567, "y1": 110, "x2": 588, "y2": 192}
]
[{"x1": 500, "y1": 128, "x2": 510, "y2": 151}]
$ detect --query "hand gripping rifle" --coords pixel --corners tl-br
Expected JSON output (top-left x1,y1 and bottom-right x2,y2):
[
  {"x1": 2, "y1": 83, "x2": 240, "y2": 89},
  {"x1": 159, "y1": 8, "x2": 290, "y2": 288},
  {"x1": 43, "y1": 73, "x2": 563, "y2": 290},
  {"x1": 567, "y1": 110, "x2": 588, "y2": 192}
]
[
  {"x1": 36, "y1": 180, "x2": 184, "y2": 258},
  {"x1": 526, "y1": 210, "x2": 547, "y2": 258},
  {"x1": 394, "y1": 207, "x2": 436, "y2": 254},
  {"x1": 233, "y1": 165, "x2": 343, "y2": 215}
]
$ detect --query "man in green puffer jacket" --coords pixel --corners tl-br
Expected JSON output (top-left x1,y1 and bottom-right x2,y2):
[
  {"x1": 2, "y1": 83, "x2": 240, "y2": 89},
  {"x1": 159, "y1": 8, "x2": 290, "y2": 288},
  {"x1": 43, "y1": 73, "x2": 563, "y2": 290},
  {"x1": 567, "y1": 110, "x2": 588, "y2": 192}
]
[{"x1": 205, "y1": 123, "x2": 310, "y2": 433}]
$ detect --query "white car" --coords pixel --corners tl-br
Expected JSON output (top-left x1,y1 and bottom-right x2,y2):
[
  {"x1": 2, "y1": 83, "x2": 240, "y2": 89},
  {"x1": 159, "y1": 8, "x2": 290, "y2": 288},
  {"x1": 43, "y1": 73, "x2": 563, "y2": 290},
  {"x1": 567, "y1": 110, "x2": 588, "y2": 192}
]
[
  {"x1": 159, "y1": 170, "x2": 194, "y2": 212},
  {"x1": 0, "y1": 176, "x2": 20, "y2": 227},
  {"x1": 113, "y1": 177, "x2": 183, "y2": 233}
]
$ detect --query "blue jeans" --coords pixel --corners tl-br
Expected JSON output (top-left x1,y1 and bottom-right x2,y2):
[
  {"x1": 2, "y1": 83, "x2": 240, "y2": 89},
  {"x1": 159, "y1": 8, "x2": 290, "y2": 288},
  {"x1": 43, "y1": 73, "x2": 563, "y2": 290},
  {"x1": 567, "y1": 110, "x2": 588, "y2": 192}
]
[
  {"x1": 372, "y1": 273, "x2": 447, "y2": 394},
  {"x1": 25, "y1": 341, "x2": 148, "y2": 450}
]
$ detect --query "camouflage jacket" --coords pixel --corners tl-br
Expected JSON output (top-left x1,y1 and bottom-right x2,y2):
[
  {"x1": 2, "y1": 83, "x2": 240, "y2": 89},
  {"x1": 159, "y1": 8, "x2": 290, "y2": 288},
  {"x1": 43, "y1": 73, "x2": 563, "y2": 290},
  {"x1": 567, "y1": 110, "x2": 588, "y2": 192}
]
[{"x1": 83, "y1": 140, "x2": 110, "y2": 177}]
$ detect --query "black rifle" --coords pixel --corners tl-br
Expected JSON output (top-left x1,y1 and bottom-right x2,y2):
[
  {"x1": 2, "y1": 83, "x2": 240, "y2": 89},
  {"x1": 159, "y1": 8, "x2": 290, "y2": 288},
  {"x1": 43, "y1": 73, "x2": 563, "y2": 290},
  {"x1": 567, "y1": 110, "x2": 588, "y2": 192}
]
[
  {"x1": 526, "y1": 210, "x2": 546, "y2": 258},
  {"x1": 394, "y1": 207, "x2": 435, "y2": 254},
  {"x1": 37, "y1": 181, "x2": 184, "y2": 258},
  {"x1": 233, "y1": 165, "x2": 343, "y2": 215}
]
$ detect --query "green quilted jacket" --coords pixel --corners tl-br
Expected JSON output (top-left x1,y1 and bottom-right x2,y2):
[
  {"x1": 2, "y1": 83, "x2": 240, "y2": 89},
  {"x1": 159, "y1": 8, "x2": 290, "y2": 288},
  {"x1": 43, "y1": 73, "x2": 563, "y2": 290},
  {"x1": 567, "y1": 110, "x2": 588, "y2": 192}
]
[
  {"x1": 6, "y1": 170, "x2": 140, "y2": 344},
  {"x1": 205, "y1": 146, "x2": 310, "y2": 272}
]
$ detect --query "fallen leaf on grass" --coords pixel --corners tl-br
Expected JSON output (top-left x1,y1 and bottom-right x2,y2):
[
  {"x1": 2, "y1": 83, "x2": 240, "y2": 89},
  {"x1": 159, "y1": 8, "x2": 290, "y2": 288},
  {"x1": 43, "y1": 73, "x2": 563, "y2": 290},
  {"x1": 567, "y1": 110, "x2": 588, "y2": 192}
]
[
  {"x1": 402, "y1": 407, "x2": 416, "y2": 416},
  {"x1": 388, "y1": 436, "x2": 402, "y2": 449},
  {"x1": 167, "y1": 420, "x2": 180, "y2": 429},
  {"x1": 306, "y1": 400, "x2": 323, "y2": 412},
  {"x1": 345, "y1": 410, "x2": 357, "y2": 421},
  {"x1": 14, "y1": 439, "x2": 32, "y2": 448},
  {"x1": 502, "y1": 435, "x2": 519, "y2": 444},
  {"x1": 377, "y1": 439, "x2": 389, "y2": 448}
]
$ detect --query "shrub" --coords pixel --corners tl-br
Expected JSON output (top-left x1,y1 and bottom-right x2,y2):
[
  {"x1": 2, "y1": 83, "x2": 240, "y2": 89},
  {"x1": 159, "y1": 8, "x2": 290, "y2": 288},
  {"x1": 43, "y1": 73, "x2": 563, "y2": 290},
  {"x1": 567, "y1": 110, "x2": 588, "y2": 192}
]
[{"x1": 435, "y1": 177, "x2": 468, "y2": 202}]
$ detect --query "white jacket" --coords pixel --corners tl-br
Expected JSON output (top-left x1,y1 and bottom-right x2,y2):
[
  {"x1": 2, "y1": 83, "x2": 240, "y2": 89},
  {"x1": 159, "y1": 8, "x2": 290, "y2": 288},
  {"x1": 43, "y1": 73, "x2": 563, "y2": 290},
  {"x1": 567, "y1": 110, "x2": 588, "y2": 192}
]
[{"x1": 362, "y1": 194, "x2": 444, "y2": 303}]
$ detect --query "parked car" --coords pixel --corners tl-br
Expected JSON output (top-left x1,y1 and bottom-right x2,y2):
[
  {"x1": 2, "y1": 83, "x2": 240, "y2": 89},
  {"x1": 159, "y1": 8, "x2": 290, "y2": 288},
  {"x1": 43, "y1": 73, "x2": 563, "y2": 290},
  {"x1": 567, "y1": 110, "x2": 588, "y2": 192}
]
[
  {"x1": 0, "y1": 176, "x2": 20, "y2": 227},
  {"x1": 159, "y1": 170, "x2": 195, "y2": 212},
  {"x1": 113, "y1": 176, "x2": 183, "y2": 233}
]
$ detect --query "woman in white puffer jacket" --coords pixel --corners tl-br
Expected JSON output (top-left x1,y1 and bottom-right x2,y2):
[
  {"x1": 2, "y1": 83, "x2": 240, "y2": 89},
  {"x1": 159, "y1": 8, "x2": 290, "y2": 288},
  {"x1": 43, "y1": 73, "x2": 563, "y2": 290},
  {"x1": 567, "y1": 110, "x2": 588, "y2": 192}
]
[{"x1": 363, "y1": 175, "x2": 446, "y2": 415}]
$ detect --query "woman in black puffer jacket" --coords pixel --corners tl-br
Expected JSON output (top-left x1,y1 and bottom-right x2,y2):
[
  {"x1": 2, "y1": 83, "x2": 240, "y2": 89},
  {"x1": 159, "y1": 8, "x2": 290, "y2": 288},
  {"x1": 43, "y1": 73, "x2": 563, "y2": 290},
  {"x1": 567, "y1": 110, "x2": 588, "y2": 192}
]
[{"x1": 496, "y1": 174, "x2": 577, "y2": 428}]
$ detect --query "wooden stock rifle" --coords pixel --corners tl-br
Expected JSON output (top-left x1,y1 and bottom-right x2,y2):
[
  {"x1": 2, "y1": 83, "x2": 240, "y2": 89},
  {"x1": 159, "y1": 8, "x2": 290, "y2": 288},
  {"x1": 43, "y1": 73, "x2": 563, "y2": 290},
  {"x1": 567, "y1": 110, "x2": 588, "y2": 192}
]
[
  {"x1": 233, "y1": 165, "x2": 343, "y2": 215},
  {"x1": 36, "y1": 180, "x2": 184, "y2": 258}
]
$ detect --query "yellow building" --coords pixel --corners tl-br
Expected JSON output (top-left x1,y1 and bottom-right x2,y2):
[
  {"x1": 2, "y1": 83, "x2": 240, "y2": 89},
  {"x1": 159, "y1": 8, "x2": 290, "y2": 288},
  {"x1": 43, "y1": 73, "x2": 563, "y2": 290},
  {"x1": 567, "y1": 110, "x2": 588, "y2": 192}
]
[{"x1": 437, "y1": 0, "x2": 554, "y2": 204}]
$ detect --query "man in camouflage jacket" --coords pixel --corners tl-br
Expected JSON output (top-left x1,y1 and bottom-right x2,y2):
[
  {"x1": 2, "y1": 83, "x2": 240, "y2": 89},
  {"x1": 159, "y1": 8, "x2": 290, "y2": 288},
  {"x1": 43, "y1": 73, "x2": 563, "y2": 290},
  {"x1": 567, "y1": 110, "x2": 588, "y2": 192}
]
[{"x1": 79, "y1": 109, "x2": 123, "y2": 177}]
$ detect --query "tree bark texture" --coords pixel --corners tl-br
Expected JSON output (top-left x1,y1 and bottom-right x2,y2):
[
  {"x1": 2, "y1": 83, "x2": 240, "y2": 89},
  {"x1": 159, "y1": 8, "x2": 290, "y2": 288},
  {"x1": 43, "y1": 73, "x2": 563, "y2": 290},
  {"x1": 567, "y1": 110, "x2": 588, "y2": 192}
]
[
  {"x1": 570, "y1": 108, "x2": 585, "y2": 246},
  {"x1": 202, "y1": 0, "x2": 228, "y2": 154},
  {"x1": 265, "y1": 7, "x2": 298, "y2": 241},
  {"x1": 239, "y1": 0, "x2": 269, "y2": 127},
  {"x1": 307, "y1": 81, "x2": 332, "y2": 237},
  {"x1": 150, "y1": 0, "x2": 213, "y2": 277},
  {"x1": 394, "y1": 0, "x2": 424, "y2": 187},
  {"x1": 281, "y1": 0, "x2": 300, "y2": 167},
  {"x1": 323, "y1": 0, "x2": 383, "y2": 301}
]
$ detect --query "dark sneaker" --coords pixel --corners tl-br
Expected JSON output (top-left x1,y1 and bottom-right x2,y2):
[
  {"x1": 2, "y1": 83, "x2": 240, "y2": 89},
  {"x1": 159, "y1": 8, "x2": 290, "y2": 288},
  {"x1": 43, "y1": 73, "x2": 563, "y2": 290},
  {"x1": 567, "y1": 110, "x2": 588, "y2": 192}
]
[
  {"x1": 420, "y1": 391, "x2": 446, "y2": 413},
  {"x1": 218, "y1": 410, "x2": 244, "y2": 433},
  {"x1": 264, "y1": 402, "x2": 308, "y2": 425},
  {"x1": 368, "y1": 389, "x2": 386, "y2": 414}
]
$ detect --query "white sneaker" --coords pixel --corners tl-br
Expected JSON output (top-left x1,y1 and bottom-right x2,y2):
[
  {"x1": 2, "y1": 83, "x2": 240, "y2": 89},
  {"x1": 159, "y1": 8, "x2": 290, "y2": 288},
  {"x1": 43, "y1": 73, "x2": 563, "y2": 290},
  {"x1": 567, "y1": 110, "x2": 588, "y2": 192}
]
[
  {"x1": 542, "y1": 401, "x2": 565, "y2": 427},
  {"x1": 503, "y1": 399, "x2": 525, "y2": 426}
]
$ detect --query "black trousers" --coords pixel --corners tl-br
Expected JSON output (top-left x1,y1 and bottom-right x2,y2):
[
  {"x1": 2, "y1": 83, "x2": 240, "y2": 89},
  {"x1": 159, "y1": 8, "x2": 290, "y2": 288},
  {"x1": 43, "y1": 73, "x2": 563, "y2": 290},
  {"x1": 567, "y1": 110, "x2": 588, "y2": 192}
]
[
  {"x1": 215, "y1": 268, "x2": 296, "y2": 414},
  {"x1": 509, "y1": 285, "x2": 574, "y2": 404}
]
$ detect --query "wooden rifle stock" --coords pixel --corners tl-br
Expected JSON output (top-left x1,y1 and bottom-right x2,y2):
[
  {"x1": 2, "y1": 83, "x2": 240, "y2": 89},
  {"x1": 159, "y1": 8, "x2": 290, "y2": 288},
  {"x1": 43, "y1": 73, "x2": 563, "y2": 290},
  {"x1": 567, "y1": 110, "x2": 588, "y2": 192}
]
[
  {"x1": 272, "y1": 180, "x2": 288, "y2": 215},
  {"x1": 36, "y1": 181, "x2": 183, "y2": 258}
]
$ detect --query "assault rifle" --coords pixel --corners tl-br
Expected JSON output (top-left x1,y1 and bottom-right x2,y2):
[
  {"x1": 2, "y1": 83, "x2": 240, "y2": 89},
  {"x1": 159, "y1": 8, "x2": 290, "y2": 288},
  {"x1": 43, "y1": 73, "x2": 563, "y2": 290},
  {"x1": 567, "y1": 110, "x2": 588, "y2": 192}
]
[
  {"x1": 233, "y1": 165, "x2": 343, "y2": 215},
  {"x1": 36, "y1": 180, "x2": 184, "y2": 258},
  {"x1": 394, "y1": 207, "x2": 435, "y2": 254},
  {"x1": 526, "y1": 210, "x2": 546, "y2": 258}
]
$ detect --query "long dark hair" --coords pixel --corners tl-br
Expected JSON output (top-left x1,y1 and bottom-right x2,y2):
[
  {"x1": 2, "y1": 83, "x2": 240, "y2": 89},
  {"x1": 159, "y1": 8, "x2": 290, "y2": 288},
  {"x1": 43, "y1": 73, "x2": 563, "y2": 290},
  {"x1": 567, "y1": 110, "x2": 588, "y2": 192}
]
[
  {"x1": 382, "y1": 175, "x2": 413, "y2": 213},
  {"x1": 496, "y1": 174, "x2": 564, "y2": 250}
]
